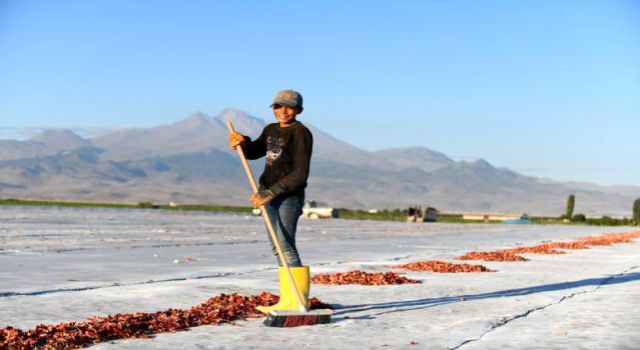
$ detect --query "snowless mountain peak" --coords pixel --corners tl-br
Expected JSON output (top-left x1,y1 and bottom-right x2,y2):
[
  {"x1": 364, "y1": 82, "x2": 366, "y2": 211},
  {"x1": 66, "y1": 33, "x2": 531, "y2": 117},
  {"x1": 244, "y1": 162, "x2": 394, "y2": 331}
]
[
  {"x1": 172, "y1": 112, "x2": 215, "y2": 129},
  {"x1": 30, "y1": 129, "x2": 88, "y2": 149},
  {"x1": 31, "y1": 129, "x2": 85, "y2": 141},
  {"x1": 471, "y1": 158, "x2": 493, "y2": 168},
  {"x1": 216, "y1": 108, "x2": 267, "y2": 136},
  {"x1": 218, "y1": 108, "x2": 259, "y2": 122}
]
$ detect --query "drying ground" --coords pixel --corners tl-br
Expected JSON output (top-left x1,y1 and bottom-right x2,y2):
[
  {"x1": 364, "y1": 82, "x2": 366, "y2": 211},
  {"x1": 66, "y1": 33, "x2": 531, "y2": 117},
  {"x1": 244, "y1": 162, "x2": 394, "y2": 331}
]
[{"x1": 1, "y1": 206, "x2": 639, "y2": 349}]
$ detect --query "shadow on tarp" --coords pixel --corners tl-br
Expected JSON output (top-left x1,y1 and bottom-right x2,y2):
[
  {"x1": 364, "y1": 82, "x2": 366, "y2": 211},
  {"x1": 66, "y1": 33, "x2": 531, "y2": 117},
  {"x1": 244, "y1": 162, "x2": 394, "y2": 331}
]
[{"x1": 330, "y1": 271, "x2": 640, "y2": 321}]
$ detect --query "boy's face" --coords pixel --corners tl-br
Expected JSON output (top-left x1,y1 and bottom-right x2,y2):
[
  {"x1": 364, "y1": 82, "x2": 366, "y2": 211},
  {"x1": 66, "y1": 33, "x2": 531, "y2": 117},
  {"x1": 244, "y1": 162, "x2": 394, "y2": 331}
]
[{"x1": 272, "y1": 104, "x2": 301, "y2": 127}]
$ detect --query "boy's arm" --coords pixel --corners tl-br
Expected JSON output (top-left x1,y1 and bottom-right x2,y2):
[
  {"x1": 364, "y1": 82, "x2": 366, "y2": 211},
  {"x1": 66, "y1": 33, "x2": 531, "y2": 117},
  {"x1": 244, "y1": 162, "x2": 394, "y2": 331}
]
[
  {"x1": 241, "y1": 129, "x2": 268, "y2": 160},
  {"x1": 269, "y1": 128, "x2": 313, "y2": 197}
]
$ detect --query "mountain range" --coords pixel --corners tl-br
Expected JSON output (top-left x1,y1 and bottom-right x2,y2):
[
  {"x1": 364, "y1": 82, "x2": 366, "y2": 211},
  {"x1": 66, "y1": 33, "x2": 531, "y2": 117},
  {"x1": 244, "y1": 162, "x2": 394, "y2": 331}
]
[{"x1": 1, "y1": 109, "x2": 638, "y2": 217}]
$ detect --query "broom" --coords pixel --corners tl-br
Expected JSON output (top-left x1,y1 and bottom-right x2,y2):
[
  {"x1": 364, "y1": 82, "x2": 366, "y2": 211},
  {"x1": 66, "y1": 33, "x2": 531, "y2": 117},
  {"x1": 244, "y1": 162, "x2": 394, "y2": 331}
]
[{"x1": 227, "y1": 121, "x2": 332, "y2": 327}]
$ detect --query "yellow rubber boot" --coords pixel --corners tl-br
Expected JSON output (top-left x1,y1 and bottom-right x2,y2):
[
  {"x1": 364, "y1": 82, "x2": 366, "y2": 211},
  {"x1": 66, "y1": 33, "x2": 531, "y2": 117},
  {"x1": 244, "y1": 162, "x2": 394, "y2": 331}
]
[{"x1": 256, "y1": 266, "x2": 309, "y2": 314}]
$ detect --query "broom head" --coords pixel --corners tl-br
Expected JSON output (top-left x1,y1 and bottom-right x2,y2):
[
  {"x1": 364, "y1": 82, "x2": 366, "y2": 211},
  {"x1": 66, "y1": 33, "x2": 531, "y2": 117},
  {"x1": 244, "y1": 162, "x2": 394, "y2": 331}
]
[{"x1": 263, "y1": 309, "x2": 333, "y2": 327}]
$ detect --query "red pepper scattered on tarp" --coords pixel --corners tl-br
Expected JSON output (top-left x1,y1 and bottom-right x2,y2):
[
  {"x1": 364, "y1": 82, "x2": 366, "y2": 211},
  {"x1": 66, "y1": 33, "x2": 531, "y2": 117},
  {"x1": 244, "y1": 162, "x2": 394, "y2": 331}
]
[
  {"x1": 456, "y1": 231, "x2": 640, "y2": 262},
  {"x1": 577, "y1": 231, "x2": 640, "y2": 246},
  {"x1": 391, "y1": 260, "x2": 495, "y2": 273},
  {"x1": 457, "y1": 251, "x2": 528, "y2": 262},
  {"x1": 311, "y1": 270, "x2": 421, "y2": 285},
  {"x1": 0, "y1": 292, "x2": 331, "y2": 350}
]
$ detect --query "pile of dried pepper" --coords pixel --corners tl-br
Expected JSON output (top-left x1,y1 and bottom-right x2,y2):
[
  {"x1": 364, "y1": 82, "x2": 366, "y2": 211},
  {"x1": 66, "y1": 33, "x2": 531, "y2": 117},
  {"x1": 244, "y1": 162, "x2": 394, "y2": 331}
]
[
  {"x1": 390, "y1": 260, "x2": 495, "y2": 273},
  {"x1": 0, "y1": 292, "x2": 331, "y2": 350},
  {"x1": 457, "y1": 251, "x2": 528, "y2": 262},
  {"x1": 456, "y1": 230, "x2": 640, "y2": 262},
  {"x1": 311, "y1": 270, "x2": 421, "y2": 285}
]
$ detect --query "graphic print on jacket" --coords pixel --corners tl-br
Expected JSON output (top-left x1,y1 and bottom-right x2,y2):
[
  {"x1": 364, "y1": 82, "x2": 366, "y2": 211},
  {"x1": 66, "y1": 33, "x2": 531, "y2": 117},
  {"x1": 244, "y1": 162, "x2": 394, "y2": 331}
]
[{"x1": 265, "y1": 135, "x2": 285, "y2": 166}]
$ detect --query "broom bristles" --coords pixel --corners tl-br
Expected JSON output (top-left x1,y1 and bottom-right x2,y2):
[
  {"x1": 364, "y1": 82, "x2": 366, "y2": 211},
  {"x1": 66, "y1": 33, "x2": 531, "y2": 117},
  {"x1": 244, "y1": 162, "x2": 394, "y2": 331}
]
[{"x1": 263, "y1": 309, "x2": 332, "y2": 327}]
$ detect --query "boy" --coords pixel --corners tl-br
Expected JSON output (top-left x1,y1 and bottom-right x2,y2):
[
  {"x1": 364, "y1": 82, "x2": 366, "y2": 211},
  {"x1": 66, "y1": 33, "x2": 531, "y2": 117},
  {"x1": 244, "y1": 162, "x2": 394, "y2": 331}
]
[{"x1": 228, "y1": 89, "x2": 313, "y2": 313}]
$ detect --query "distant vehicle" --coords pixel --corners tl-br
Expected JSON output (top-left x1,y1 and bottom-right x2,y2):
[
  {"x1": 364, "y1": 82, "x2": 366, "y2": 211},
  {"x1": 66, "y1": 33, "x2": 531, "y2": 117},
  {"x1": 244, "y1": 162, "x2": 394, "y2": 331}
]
[
  {"x1": 302, "y1": 200, "x2": 337, "y2": 219},
  {"x1": 406, "y1": 206, "x2": 438, "y2": 223},
  {"x1": 252, "y1": 201, "x2": 338, "y2": 219}
]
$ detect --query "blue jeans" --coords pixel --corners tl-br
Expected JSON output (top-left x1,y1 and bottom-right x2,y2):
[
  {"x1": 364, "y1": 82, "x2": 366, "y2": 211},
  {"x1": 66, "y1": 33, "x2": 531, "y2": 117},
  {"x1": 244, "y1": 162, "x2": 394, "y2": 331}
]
[{"x1": 263, "y1": 194, "x2": 304, "y2": 267}]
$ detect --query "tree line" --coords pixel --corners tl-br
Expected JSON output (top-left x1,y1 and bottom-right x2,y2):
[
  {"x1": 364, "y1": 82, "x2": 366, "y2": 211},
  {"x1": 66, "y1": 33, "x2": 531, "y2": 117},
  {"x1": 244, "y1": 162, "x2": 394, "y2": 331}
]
[{"x1": 560, "y1": 194, "x2": 640, "y2": 226}]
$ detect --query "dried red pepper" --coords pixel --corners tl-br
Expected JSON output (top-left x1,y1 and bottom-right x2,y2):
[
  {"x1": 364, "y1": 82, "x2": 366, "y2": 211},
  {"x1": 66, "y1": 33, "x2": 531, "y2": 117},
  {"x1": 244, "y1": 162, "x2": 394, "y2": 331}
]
[
  {"x1": 391, "y1": 260, "x2": 494, "y2": 273},
  {"x1": 311, "y1": 270, "x2": 421, "y2": 285},
  {"x1": 457, "y1": 230, "x2": 640, "y2": 262},
  {"x1": 0, "y1": 292, "x2": 331, "y2": 350},
  {"x1": 457, "y1": 251, "x2": 528, "y2": 262}
]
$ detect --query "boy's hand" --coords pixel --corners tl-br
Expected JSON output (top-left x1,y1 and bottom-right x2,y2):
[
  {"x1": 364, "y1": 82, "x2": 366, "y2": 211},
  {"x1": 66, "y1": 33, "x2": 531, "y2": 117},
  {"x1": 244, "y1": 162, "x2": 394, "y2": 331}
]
[
  {"x1": 228, "y1": 132, "x2": 246, "y2": 150},
  {"x1": 251, "y1": 190, "x2": 275, "y2": 207}
]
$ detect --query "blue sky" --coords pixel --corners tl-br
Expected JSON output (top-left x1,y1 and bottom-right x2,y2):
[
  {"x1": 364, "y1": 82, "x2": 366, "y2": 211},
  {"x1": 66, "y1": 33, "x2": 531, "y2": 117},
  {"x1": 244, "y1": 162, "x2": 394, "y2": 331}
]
[{"x1": 1, "y1": 0, "x2": 639, "y2": 186}]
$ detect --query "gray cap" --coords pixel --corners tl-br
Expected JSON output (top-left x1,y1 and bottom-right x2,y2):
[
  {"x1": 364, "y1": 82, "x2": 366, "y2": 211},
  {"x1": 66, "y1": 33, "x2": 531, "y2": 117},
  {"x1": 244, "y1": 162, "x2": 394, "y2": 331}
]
[{"x1": 271, "y1": 89, "x2": 303, "y2": 110}]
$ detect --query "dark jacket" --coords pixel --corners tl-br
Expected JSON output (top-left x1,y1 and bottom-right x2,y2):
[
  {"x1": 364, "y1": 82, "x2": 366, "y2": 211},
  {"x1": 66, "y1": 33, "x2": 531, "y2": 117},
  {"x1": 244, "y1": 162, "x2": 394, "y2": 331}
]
[{"x1": 242, "y1": 122, "x2": 313, "y2": 197}]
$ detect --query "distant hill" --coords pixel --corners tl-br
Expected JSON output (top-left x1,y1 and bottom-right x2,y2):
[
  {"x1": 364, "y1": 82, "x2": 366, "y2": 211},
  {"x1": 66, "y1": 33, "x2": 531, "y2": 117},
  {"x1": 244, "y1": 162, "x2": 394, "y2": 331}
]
[
  {"x1": 373, "y1": 147, "x2": 455, "y2": 172},
  {"x1": 1, "y1": 109, "x2": 639, "y2": 216},
  {"x1": 31, "y1": 129, "x2": 89, "y2": 150}
]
